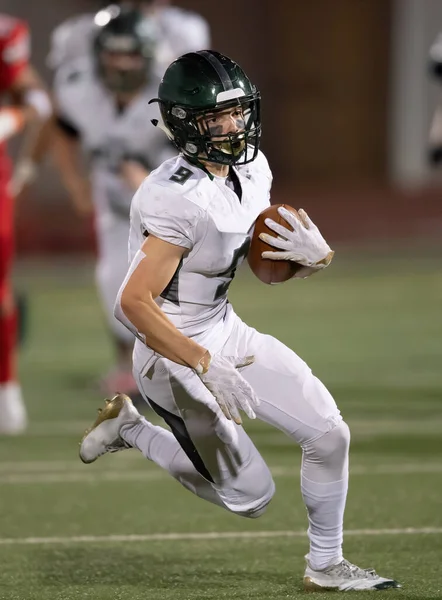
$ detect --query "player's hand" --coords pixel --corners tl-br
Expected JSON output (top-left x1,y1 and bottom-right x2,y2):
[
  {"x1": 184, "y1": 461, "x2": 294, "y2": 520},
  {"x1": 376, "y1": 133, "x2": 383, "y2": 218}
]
[
  {"x1": 196, "y1": 354, "x2": 259, "y2": 425},
  {"x1": 259, "y1": 206, "x2": 334, "y2": 269}
]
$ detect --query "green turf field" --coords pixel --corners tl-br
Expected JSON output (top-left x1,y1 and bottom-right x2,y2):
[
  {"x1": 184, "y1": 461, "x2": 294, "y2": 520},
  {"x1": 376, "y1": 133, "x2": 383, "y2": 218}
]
[{"x1": 1, "y1": 253, "x2": 441, "y2": 599}]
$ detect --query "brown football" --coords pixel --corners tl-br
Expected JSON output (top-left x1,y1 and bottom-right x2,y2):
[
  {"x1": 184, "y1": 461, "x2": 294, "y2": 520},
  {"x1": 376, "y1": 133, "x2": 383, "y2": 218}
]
[{"x1": 248, "y1": 204, "x2": 304, "y2": 284}]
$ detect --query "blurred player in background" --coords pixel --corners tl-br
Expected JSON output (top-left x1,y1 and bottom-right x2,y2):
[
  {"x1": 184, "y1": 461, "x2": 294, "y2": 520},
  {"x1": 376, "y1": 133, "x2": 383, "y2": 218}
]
[
  {"x1": 51, "y1": 6, "x2": 177, "y2": 396},
  {"x1": 428, "y1": 34, "x2": 442, "y2": 165},
  {"x1": 79, "y1": 50, "x2": 400, "y2": 591},
  {"x1": 0, "y1": 14, "x2": 52, "y2": 434},
  {"x1": 48, "y1": 0, "x2": 210, "y2": 76},
  {"x1": 49, "y1": 2, "x2": 210, "y2": 396}
]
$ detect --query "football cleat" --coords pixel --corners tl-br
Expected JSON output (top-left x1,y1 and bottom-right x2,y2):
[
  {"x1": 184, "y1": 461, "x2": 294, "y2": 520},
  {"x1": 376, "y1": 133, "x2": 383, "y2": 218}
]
[
  {"x1": 304, "y1": 558, "x2": 401, "y2": 591},
  {"x1": 79, "y1": 393, "x2": 142, "y2": 464}
]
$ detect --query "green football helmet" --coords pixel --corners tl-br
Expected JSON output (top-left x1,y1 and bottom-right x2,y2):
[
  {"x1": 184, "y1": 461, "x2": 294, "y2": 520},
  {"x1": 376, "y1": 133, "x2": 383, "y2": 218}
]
[
  {"x1": 94, "y1": 5, "x2": 156, "y2": 93},
  {"x1": 150, "y1": 50, "x2": 261, "y2": 166}
]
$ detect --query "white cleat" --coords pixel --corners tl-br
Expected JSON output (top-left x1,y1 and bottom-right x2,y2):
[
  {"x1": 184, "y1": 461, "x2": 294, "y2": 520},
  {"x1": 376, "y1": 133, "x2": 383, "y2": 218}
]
[
  {"x1": 0, "y1": 382, "x2": 27, "y2": 435},
  {"x1": 304, "y1": 558, "x2": 402, "y2": 592},
  {"x1": 79, "y1": 393, "x2": 142, "y2": 464}
]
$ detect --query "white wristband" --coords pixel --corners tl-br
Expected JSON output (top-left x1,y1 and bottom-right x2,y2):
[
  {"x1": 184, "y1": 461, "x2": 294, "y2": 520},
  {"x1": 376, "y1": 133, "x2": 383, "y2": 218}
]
[
  {"x1": 12, "y1": 158, "x2": 37, "y2": 189},
  {"x1": 0, "y1": 110, "x2": 22, "y2": 143},
  {"x1": 195, "y1": 362, "x2": 204, "y2": 374},
  {"x1": 194, "y1": 352, "x2": 211, "y2": 375}
]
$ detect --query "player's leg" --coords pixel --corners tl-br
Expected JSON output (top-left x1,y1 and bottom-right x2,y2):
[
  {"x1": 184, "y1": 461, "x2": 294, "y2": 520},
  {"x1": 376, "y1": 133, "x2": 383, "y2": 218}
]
[
  {"x1": 80, "y1": 346, "x2": 275, "y2": 518},
  {"x1": 0, "y1": 189, "x2": 27, "y2": 434},
  {"x1": 131, "y1": 352, "x2": 275, "y2": 517},
  {"x1": 95, "y1": 216, "x2": 137, "y2": 395},
  {"x1": 221, "y1": 315, "x2": 399, "y2": 590},
  {"x1": 80, "y1": 392, "x2": 226, "y2": 509}
]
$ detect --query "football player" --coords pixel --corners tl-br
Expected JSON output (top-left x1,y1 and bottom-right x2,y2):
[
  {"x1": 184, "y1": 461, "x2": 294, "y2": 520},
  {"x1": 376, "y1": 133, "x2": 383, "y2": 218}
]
[
  {"x1": 0, "y1": 14, "x2": 52, "y2": 434},
  {"x1": 79, "y1": 50, "x2": 401, "y2": 591},
  {"x1": 52, "y1": 6, "x2": 177, "y2": 395},
  {"x1": 47, "y1": 0, "x2": 210, "y2": 76},
  {"x1": 428, "y1": 33, "x2": 442, "y2": 164}
]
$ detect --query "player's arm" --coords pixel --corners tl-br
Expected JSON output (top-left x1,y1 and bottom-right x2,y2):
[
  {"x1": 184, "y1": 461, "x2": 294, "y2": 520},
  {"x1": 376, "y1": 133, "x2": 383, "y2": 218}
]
[
  {"x1": 51, "y1": 116, "x2": 92, "y2": 216},
  {"x1": 116, "y1": 234, "x2": 259, "y2": 424},
  {"x1": 117, "y1": 234, "x2": 209, "y2": 369},
  {"x1": 0, "y1": 18, "x2": 52, "y2": 145},
  {"x1": 6, "y1": 65, "x2": 53, "y2": 196}
]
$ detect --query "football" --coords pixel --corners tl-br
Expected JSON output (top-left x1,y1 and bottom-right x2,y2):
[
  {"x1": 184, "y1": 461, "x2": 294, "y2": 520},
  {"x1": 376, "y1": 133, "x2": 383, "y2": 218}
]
[{"x1": 248, "y1": 204, "x2": 305, "y2": 284}]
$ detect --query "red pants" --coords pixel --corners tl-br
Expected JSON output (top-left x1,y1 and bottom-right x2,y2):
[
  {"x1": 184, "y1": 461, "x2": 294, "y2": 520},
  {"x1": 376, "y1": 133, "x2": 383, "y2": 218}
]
[{"x1": 0, "y1": 182, "x2": 17, "y2": 383}]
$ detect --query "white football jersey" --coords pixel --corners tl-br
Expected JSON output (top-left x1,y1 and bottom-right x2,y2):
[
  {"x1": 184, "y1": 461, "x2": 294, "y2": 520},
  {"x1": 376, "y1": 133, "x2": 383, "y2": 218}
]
[
  {"x1": 54, "y1": 58, "x2": 174, "y2": 218},
  {"x1": 127, "y1": 151, "x2": 272, "y2": 338},
  {"x1": 47, "y1": 7, "x2": 210, "y2": 75}
]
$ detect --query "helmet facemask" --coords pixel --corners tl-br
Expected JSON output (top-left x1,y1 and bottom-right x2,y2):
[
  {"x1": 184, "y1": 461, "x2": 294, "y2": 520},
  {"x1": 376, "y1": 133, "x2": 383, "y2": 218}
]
[
  {"x1": 159, "y1": 92, "x2": 261, "y2": 166},
  {"x1": 98, "y1": 47, "x2": 151, "y2": 93},
  {"x1": 94, "y1": 6, "x2": 156, "y2": 93}
]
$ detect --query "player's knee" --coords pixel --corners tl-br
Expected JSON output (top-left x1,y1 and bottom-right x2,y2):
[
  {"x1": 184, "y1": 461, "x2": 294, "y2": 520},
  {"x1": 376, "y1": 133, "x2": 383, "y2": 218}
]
[
  {"x1": 323, "y1": 420, "x2": 350, "y2": 462},
  {"x1": 304, "y1": 421, "x2": 350, "y2": 480},
  {"x1": 228, "y1": 469, "x2": 275, "y2": 519}
]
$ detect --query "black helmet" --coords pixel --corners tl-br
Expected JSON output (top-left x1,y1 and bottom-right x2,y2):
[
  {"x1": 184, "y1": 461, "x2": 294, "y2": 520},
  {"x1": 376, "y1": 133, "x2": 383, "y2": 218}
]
[
  {"x1": 151, "y1": 50, "x2": 261, "y2": 166},
  {"x1": 94, "y1": 5, "x2": 156, "y2": 93}
]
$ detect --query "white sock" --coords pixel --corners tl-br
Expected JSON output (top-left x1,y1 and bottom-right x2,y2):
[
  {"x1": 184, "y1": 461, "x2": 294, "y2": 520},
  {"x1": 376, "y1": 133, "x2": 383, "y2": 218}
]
[
  {"x1": 121, "y1": 417, "x2": 225, "y2": 508},
  {"x1": 301, "y1": 475, "x2": 347, "y2": 570},
  {"x1": 300, "y1": 421, "x2": 350, "y2": 571}
]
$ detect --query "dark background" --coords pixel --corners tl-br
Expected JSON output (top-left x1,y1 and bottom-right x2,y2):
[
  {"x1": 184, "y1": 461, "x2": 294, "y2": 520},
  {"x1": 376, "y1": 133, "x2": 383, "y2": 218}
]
[{"x1": 3, "y1": 0, "x2": 442, "y2": 252}]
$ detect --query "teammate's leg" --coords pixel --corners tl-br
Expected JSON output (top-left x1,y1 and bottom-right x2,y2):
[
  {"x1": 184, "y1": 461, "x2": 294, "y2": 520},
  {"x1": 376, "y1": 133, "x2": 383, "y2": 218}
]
[
  {"x1": 95, "y1": 216, "x2": 137, "y2": 395},
  {"x1": 0, "y1": 188, "x2": 27, "y2": 434}
]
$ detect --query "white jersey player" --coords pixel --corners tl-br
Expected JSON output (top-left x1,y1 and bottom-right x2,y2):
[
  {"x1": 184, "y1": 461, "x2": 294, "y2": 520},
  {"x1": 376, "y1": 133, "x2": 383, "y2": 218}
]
[
  {"x1": 79, "y1": 51, "x2": 400, "y2": 591},
  {"x1": 53, "y1": 6, "x2": 175, "y2": 395},
  {"x1": 47, "y1": 0, "x2": 210, "y2": 77},
  {"x1": 428, "y1": 33, "x2": 442, "y2": 165}
]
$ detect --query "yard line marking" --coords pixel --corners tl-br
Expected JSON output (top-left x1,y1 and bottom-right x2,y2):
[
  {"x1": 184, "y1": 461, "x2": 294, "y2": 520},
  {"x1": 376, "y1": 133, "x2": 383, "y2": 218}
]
[
  {"x1": 0, "y1": 462, "x2": 441, "y2": 484},
  {"x1": 0, "y1": 471, "x2": 162, "y2": 484},
  {"x1": 25, "y1": 415, "x2": 442, "y2": 438},
  {"x1": 0, "y1": 527, "x2": 440, "y2": 546}
]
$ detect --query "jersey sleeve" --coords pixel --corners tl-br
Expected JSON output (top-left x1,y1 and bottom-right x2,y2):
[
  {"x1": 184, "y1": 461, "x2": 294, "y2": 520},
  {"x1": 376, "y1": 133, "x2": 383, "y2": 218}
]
[
  {"x1": 52, "y1": 62, "x2": 84, "y2": 132},
  {"x1": 47, "y1": 15, "x2": 96, "y2": 70},
  {"x1": 255, "y1": 150, "x2": 273, "y2": 198},
  {"x1": 162, "y1": 9, "x2": 210, "y2": 55},
  {"x1": 0, "y1": 19, "x2": 30, "y2": 89},
  {"x1": 137, "y1": 183, "x2": 203, "y2": 250},
  {"x1": 180, "y1": 14, "x2": 211, "y2": 52}
]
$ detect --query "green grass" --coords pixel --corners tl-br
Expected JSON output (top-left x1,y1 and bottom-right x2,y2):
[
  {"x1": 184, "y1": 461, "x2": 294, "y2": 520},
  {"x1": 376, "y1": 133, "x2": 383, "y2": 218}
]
[{"x1": 2, "y1": 253, "x2": 441, "y2": 599}]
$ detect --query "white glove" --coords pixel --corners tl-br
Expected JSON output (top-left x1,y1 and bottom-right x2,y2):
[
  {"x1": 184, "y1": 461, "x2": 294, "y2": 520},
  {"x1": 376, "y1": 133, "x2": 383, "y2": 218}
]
[
  {"x1": 259, "y1": 207, "x2": 334, "y2": 269},
  {"x1": 196, "y1": 354, "x2": 259, "y2": 425}
]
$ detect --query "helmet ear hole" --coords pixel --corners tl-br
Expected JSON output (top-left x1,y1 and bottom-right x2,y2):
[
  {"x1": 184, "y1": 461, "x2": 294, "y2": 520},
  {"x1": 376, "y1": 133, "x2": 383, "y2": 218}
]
[{"x1": 185, "y1": 142, "x2": 198, "y2": 155}]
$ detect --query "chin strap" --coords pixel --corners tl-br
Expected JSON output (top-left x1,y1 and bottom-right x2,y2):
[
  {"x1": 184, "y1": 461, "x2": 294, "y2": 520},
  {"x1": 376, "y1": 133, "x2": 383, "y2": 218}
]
[{"x1": 151, "y1": 118, "x2": 175, "y2": 140}]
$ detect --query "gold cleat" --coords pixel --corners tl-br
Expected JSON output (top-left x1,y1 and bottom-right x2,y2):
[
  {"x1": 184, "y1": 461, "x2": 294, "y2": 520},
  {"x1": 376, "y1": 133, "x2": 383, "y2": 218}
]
[
  {"x1": 79, "y1": 393, "x2": 140, "y2": 464},
  {"x1": 303, "y1": 576, "x2": 335, "y2": 592}
]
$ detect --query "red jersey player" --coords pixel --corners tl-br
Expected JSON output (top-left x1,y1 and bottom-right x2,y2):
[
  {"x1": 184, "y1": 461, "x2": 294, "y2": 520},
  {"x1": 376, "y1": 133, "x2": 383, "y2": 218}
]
[{"x1": 0, "y1": 14, "x2": 51, "y2": 434}]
